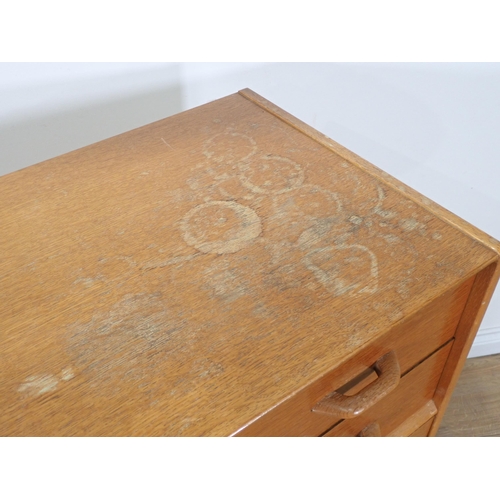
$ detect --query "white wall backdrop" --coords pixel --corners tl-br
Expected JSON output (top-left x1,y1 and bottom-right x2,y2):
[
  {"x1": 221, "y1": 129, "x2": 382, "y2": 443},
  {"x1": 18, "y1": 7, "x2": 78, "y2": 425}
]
[{"x1": 1, "y1": 62, "x2": 499, "y2": 356}]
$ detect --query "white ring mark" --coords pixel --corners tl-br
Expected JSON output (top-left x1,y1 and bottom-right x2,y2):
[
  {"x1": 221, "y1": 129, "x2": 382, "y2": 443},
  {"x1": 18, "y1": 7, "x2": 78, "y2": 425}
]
[
  {"x1": 180, "y1": 201, "x2": 262, "y2": 254},
  {"x1": 303, "y1": 244, "x2": 378, "y2": 297},
  {"x1": 293, "y1": 184, "x2": 342, "y2": 217},
  {"x1": 203, "y1": 132, "x2": 257, "y2": 164},
  {"x1": 239, "y1": 155, "x2": 304, "y2": 194}
]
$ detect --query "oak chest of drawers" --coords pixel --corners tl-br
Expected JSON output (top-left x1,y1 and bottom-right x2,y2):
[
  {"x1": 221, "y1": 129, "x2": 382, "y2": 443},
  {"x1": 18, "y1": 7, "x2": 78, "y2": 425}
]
[{"x1": 1, "y1": 89, "x2": 499, "y2": 436}]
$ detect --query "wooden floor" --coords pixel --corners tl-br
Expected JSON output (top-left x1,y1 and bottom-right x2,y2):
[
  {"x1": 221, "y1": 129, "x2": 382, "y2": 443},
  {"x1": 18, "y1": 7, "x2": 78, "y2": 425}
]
[{"x1": 437, "y1": 353, "x2": 500, "y2": 437}]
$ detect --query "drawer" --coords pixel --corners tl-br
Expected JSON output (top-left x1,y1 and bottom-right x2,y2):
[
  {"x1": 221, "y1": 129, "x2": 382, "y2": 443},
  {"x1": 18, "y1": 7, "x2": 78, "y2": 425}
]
[
  {"x1": 323, "y1": 340, "x2": 452, "y2": 436},
  {"x1": 409, "y1": 418, "x2": 435, "y2": 437},
  {"x1": 1, "y1": 89, "x2": 499, "y2": 438},
  {"x1": 342, "y1": 412, "x2": 437, "y2": 437},
  {"x1": 235, "y1": 276, "x2": 473, "y2": 436},
  {"x1": 387, "y1": 401, "x2": 437, "y2": 437}
]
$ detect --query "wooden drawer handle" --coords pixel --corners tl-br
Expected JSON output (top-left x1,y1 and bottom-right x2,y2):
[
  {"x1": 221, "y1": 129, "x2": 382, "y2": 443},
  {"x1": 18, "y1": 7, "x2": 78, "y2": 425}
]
[{"x1": 312, "y1": 351, "x2": 401, "y2": 419}]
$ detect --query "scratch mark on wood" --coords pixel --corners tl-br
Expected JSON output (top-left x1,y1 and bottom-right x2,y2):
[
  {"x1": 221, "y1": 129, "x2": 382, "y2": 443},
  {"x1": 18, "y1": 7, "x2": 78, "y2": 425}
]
[
  {"x1": 61, "y1": 368, "x2": 75, "y2": 381},
  {"x1": 141, "y1": 254, "x2": 199, "y2": 271},
  {"x1": 161, "y1": 138, "x2": 174, "y2": 150},
  {"x1": 18, "y1": 367, "x2": 75, "y2": 397},
  {"x1": 18, "y1": 375, "x2": 59, "y2": 396}
]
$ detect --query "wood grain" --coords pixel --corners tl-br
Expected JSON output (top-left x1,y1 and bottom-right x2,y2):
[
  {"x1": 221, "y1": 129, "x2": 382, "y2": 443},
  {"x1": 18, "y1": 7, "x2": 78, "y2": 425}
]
[
  {"x1": 358, "y1": 422, "x2": 382, "y2": 437},
  {"x1": 239, "y1": 89, "x2": 500, "y2": 257},
  {"x1": 312, "y1": 350, "x2": 401, "y2": 419},
  {"x1": 235, "y1": 277, "x2": 473, "y2": 436},
  {"x1": 430, "y1": 262, "x2": 500, "y2": 436},
  {"x1": 0, "y1": 90, "x2": 498, "y2": 436},
  {"x1": 323, "y1": 341, "x2": 452, "y2": 436},
  {"x1": 437, "y1": 353, "x2": 500, "y2": 437},
  {"x1": 410, "y1": 418, "x2": 434, "y2": 437},
  {"x1": 356, "y1": 403, "x2": 436, "y2": 437},
  {"x1": 387, "y1": 400, "x2": 437, "y2": 436}
]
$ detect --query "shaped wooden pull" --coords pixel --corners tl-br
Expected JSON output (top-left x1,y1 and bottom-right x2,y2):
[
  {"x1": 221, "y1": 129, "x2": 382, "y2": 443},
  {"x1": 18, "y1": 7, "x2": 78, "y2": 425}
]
[{"x1": 312, "y1": 351, "x2": 400, "y2": 419}]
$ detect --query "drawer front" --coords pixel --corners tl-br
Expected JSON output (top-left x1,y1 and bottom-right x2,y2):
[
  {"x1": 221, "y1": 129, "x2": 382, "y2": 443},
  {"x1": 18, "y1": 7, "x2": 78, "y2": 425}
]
[
  {"x1": 386, "y1": 400, "x2": 437, "y2": 436},
  {"x1": 236, "y1": 276, "x2": 473, "y2": 436},
  {"x1": 323, "y1": 341, "x2": 452, "y2": 437},
  {"x1": 409, "y1": 418, "x2": 434, "y2": 437}
]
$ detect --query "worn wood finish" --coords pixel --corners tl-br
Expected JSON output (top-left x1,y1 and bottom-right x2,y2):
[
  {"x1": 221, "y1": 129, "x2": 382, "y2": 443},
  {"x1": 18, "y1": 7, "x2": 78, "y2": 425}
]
[
  {"x1": 236, "y1": 278, "x2": 473, "y2": 436},
  {"x1": 1, "y1": 90, "x2": 499, "y2": 436},
  {"x1": 323, "y1": 342, "x2": 452, "y2": 437},
  {"x1": 437, "y1": 353, "x2": 500, "y2": 437},
  {"x1": 239, "y1": 89, "x2": 500, "y2": 256}
]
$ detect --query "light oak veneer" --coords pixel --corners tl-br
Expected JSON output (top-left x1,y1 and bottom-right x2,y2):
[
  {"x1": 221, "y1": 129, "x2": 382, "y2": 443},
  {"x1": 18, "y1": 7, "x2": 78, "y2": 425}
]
[{"x1": 1, "y1": 89, "x2": 499, "y2": 436}]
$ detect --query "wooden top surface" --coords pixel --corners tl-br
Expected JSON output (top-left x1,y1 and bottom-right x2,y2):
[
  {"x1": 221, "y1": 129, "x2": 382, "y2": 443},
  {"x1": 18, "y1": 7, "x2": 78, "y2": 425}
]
[{"x1": 0, "y1": 89, "x2": 498, "y2": 436}]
